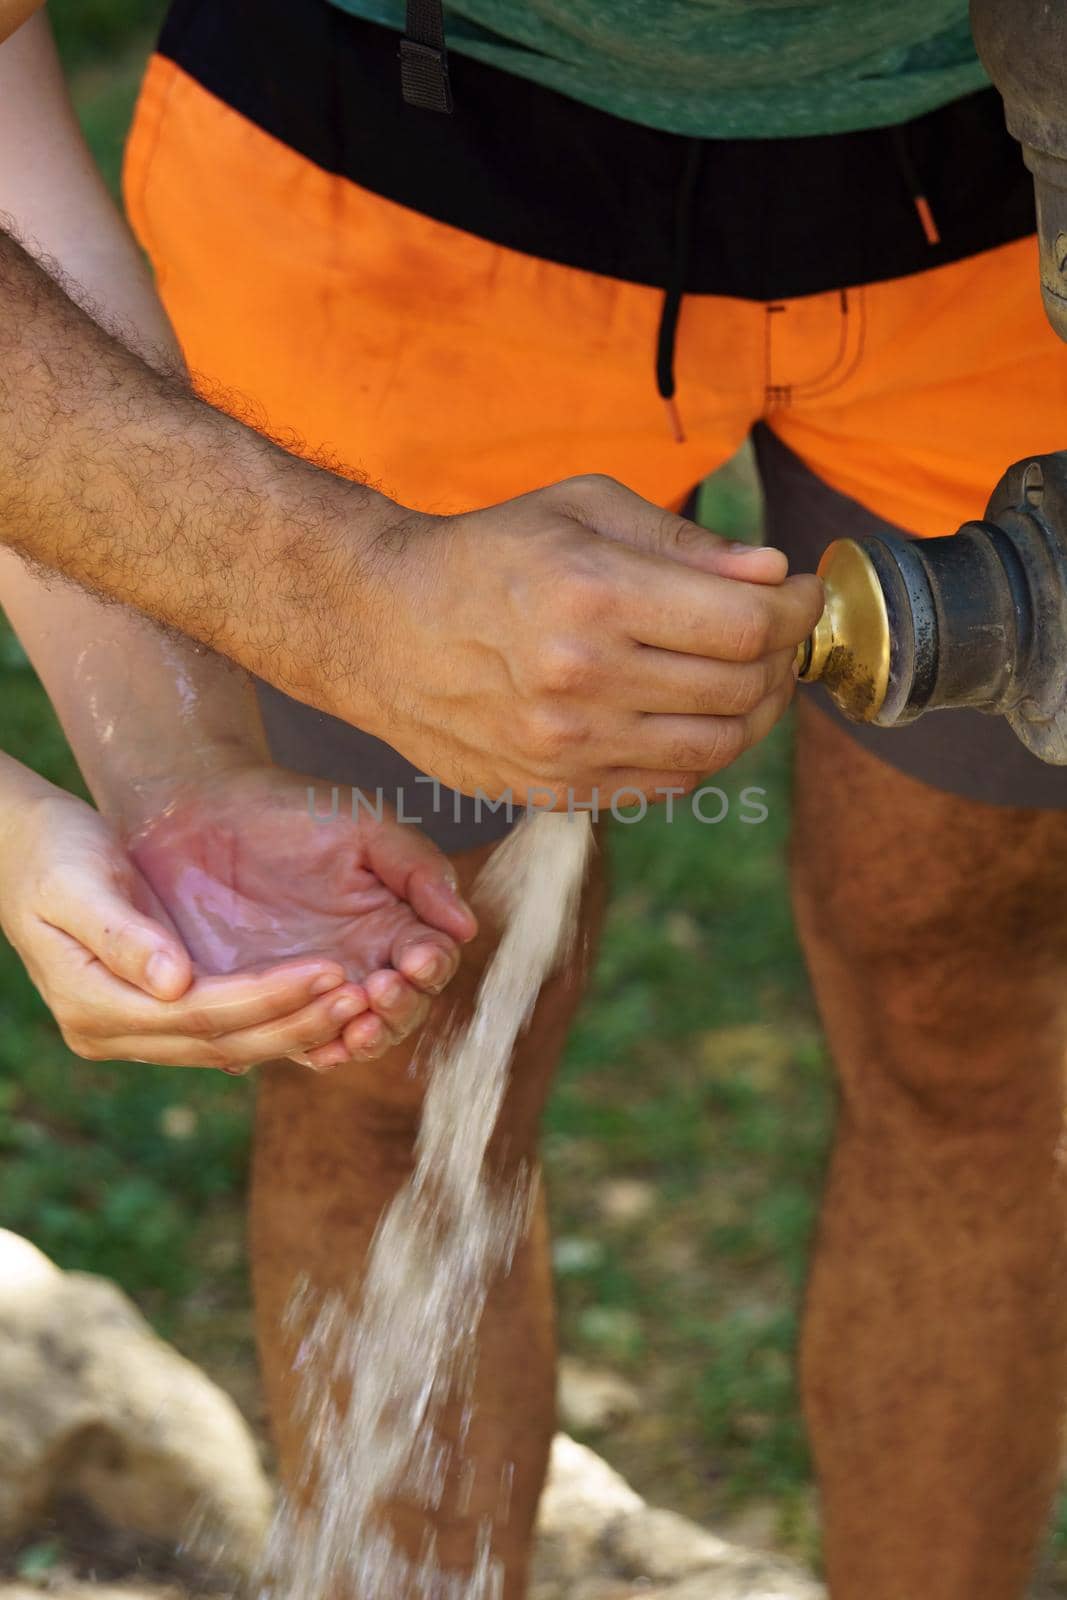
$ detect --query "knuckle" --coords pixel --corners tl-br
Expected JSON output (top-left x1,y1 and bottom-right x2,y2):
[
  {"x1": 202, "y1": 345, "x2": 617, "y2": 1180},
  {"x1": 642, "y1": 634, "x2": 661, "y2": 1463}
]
[
  {"x1": 660, "y1": 509, "x2": 702, "y2": 553},
  {"x1": 64, "y1": 1030, "x2": 104, "y2": 1061},
  {"x1": 662, "y1": 737, "x2": 714, "y2": 773},
  {"x1": 701, "y1": 720, "x2": 747, "y2": 772},
  {"x1": 729, "y1": 600, "x2": 772, "y2": 661},
  {"x1": 719, "y1": 665, "x2": 767, "y2": 716},
  {"x1": 521, "y1": 707, "x2": 579, "y2": 767},
  {"x1": 548, "y1": 473, "x2": 625, "y2": 531},
  {"x1": 178, "y1": 1005, "x2": 217, "y2": 1040},
  {"x1": 536, "y1": 640, "x2": 596, "y2": 695},
  {"x1": 562, "y1": 471, "x2": 618, "y2": 501},
  {"x1": 200, "y1": 1041, "x2": 236, "y2": 1070}
]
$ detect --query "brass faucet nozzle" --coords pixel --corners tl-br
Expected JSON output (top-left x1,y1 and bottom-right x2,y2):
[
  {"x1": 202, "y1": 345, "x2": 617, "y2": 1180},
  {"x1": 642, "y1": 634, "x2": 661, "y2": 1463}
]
[{"x1": 795, "y1": 538, "x2": 891, "y2": 723}]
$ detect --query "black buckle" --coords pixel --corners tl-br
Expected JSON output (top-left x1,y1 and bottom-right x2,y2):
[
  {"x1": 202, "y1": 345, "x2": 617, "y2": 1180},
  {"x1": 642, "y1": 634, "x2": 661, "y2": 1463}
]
[{"x1": 399, "y1": 38, "x2": 453, "y2": 114}]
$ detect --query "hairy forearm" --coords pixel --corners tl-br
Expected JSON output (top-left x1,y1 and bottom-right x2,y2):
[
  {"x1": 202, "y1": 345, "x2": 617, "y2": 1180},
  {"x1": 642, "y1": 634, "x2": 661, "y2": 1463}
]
[{"x1": 0, "y1": 223, "x2": 388, "y2": 703}]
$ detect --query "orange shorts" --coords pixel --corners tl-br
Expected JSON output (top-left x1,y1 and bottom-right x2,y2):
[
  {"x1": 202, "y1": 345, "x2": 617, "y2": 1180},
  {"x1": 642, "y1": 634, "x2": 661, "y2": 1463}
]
[{"x1": 123, "y1": 2, "x2": 1067, "y2": 826}]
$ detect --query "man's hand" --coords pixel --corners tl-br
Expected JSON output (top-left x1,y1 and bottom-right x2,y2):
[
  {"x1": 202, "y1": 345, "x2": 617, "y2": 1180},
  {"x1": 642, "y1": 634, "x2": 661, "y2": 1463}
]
[
  {"x1": 345, "y1": 477, "x2": 823, "y2": 801},
  {"x1": 127, "y1": 764, "x2": 478, "y2": 1069}
]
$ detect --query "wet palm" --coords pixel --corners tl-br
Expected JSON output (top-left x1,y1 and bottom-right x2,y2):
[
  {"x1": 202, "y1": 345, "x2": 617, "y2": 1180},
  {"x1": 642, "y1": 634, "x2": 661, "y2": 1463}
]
[{"x1": 129, "y1": 766, "x2": 477, "y2": 1066}]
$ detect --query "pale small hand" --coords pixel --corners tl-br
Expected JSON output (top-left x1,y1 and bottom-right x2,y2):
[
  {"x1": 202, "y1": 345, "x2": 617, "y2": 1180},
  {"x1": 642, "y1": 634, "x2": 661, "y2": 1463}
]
[
  {"x1": 128, "y1": 764, "x2": 478, "y2": 1072},
  {"x1": 0, "y1": 788, "x2": 363, "y2": 1070}
]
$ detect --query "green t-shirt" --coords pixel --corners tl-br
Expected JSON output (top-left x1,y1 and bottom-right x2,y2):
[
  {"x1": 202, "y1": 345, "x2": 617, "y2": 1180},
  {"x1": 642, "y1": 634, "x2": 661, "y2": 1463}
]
[{"x1": 329, "y1": 0, "x2": 988, "y2": 139}]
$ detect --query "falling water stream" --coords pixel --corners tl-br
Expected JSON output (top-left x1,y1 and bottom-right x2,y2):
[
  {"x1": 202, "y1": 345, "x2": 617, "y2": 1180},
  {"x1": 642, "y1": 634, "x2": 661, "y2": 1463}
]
[{"x1": 258, "y1": 811, "x2": 593, "y2": 1600}]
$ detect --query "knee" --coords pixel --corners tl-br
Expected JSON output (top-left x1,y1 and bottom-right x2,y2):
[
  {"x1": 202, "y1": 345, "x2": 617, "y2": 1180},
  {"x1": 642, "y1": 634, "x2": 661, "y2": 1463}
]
[{"x1": 793, "y1": 852, "x2": 1067, "y2": 1123}]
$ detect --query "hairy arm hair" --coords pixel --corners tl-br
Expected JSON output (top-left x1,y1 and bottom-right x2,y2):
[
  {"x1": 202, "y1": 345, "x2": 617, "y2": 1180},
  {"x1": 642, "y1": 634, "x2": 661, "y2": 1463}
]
[{"x1": 0, "y1": 220, "x2": 396, "y2": 716}]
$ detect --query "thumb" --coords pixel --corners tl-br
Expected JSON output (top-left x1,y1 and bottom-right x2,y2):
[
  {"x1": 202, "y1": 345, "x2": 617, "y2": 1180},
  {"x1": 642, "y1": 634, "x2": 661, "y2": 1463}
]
[
  {"x1": 557, "y1": 475, "x2": 789, "y2": 584},
  {"x1": 48, "y1": 867, "x2": 193, "y2": 1000}
]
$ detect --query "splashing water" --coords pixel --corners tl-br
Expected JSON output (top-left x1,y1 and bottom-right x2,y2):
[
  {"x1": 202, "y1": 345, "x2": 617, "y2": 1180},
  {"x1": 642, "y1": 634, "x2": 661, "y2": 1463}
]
[{"x1": 258, "y1": 811, "x2": 593, "y2": 1600}]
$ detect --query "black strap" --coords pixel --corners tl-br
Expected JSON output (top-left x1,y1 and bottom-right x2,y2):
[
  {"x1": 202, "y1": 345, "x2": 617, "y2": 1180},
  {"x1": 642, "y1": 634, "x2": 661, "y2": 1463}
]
[{"x1": 400, "y1": 0, "x2": 452, "y2": 113}]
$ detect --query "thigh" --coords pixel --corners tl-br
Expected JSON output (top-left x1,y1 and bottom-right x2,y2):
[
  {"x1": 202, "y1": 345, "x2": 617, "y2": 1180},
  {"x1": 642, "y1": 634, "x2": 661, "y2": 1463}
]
[{"x1": 790, "y1": 698, "x2": 1067, "y2": 1119}]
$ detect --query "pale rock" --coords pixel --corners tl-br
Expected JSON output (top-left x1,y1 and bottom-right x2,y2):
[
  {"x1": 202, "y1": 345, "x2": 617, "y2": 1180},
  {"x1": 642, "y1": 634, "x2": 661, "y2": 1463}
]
[
  {"x1": 606, "y1": 1506, "x2": 737, "y2": 1581},
  {"x1": 535, "y1": 1436, "x2": 824, "y2": 1599},
  {"x1": 0, "y1": 1230, "x2": 272, "y2": 1582},
  {"x1": 664, "y1": 1567, "x2": 823, "y2": 1600},
  {"x1": 558, "y1": 1359, "x2": 641, "y2": 1433},
  {"x1": 570, "y1": 1582, "x2": 669, "y2": 1599},
  {"x1": 540, "y1": 1436, "x2": 644, "y2": 1526},
  {"x1": 533, "y1": 1436, "x2": 644, "y2": 1590},
  {"x1": 607, "y1": 1506, "x2": 821, "y2": 1597},
  {"x1": 0, "y1": 1589, "x2": 179, "y2": 1600},
  {"x1": 712, "y1": 1500, "x2": 781, "y2": 1554}
]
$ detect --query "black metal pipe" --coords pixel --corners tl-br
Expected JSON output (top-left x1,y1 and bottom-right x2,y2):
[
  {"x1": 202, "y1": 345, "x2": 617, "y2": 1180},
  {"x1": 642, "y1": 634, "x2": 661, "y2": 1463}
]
[{"x1": 971, "y1": 0, "x2": 1067, "y2": 340}]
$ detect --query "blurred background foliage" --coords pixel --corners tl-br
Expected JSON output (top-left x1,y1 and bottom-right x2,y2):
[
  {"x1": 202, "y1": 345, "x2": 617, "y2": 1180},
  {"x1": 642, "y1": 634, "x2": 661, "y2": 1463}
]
[{"x1": 6, "y1": 1, "x2": 1055, "y2": 1583}]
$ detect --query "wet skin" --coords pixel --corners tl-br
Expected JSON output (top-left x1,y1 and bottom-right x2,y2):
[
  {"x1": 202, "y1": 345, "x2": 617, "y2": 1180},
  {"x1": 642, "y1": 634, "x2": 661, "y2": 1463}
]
[{"x1": 129, "y1": 765, "x2": 478, "y2": 1072}]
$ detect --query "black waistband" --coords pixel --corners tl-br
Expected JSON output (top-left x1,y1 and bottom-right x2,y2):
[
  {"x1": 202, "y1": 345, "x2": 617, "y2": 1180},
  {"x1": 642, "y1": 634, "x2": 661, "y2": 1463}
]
[{"x1": 158, "y1": 0, "x2": 1034, "y2": 301}]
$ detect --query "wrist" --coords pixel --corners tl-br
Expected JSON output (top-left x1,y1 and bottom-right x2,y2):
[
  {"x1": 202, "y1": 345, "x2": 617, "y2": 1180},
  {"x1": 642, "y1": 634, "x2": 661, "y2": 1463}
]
[
  {"x1": 241, "y1": 445, "x2": 406, "y2": 730},
  {"x1": 97, "y1": 736, "x2": 269, "y2": 832}
]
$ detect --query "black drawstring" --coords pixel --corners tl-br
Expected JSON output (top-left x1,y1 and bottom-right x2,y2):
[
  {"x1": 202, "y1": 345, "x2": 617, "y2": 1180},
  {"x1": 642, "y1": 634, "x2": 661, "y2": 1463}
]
[
  {"x1": 890, "y1": 124, "x2": 940, "y2": 247},
  {"x1": 656, "y1": 136, "x2": 704, "y2": 443}
]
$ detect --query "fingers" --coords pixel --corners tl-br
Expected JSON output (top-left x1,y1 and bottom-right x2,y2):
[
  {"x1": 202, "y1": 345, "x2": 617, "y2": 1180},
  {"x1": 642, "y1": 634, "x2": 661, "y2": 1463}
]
[
  {"x1": 202, "y1": 982, "x2": 370, "y2": 1071},
  {"x1": 549, "y1": 475, "x2": 790, "y2": 584},
  {"x1": 710, "y1": 543, "x2": 792, "y2": 585},
  {"x1": 298, "y1": 959, "x2": 443, "y2": 1072},
  {"x1": 613, "y1": 643, "x2": 797, "y2": 716},
  {"x1": 147, "y1": 958, "x2": 351, "y2": 1036},
  {"x1": 286, "y1": 931, "x2": 465, "y2": 1075},
  {"x1": 46, "y1": 918, "x2": 350, "y2": 1050},
  {"x1": 611, "y1": 555, "x2": 824, "y2": 660},
  {"x1": 525, "y1": 678, "x2": 796, "y2": 801},
  {"x1": 360, "y1": 822, "x2": 478, "y2": 943},
  {"x1": 295, "y1": 936, "x2": 459, "y2": 1073},
  {"x1": 390, "y1": 921, "x2": 461, "y2": 991},
  {"x1": 76, "y1": 982, "x2": 368, "y2": 1071},
  {"x1": 346, "y1": 977, "x2": 430, "y2": 1061},
  {"x1": 41, "y1": 869, "x2": 193, "y2": 1001},
  {"x1": 616, "y1": 673, "x2": 798, "y2": 776}
]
